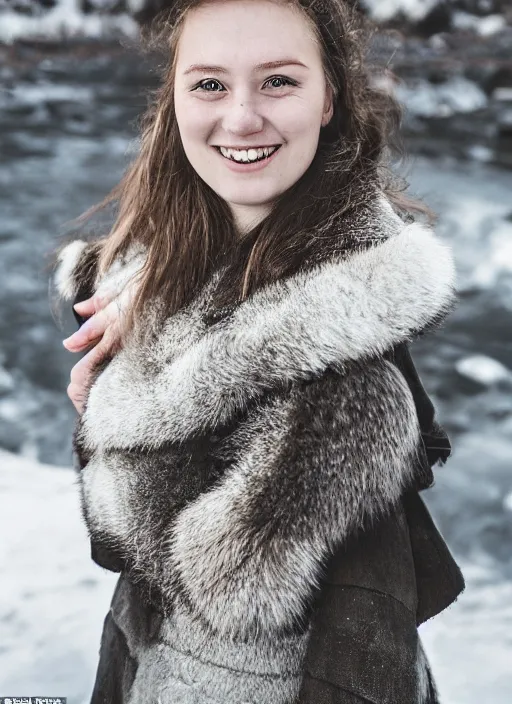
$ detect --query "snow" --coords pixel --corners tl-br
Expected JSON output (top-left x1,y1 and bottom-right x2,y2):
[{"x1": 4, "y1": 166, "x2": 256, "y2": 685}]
[
  {"x1": 0, "y1": 0, "x2": 138, "y2": 44},
  {"x1": 493, "y1": 88, "x2": 512, "y2": 102},
  {"x1": 453, "y1": 11, "x2": 508, "y2": 36},
  {"x1": 466, "y1": 144, "x2": 494, "y2": 163},
  {"x1": 470, "y1": 220, "x2": 512, "y2": 289},
  {"x1": 0, "y1": 450, "x2": 117, "y2": 703},
  {"x1": 1, "y1": 448, "x2": 512, "y2": 703},
  {"x1": 362, "y1": 0, "x2": 508, "y2": 34},
  {"x1": 396, "y1": 76, "x2": 488, "y2": 118},
  {"x1": 419, "y1": 562, "x2": 512, "y2": 704},
  {"x1": 455, "y1": 355, "x2": 512, "y2": 386},
  {"x1": 1, "y1": 0, "x2": 509, "y2": 44},
  {"x1": 9, "y1": 85, "x2": 94, "y2": 107},
  {"x1": 361, "y1": 0, "x2": 439, "y2": 23}
]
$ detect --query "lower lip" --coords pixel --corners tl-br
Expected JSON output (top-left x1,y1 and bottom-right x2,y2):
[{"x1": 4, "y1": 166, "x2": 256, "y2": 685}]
[{"x1": 212, "y1": 146, "x2": 281, "y2": 172}]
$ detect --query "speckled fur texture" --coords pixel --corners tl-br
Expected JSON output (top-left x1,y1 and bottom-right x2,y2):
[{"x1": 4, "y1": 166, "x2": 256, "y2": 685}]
[{"x1": 53, "y1": 194, "x2": 456, "y2": 704}]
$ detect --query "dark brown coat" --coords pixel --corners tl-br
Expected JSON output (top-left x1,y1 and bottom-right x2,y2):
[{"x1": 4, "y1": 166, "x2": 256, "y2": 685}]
[{"x1": 79, "y1": 336, "x2": 464, "y2": 704}]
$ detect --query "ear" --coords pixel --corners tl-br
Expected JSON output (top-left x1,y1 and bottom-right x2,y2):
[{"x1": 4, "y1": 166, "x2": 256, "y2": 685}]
[{"x1": 321, "y1": 83, "x2": 334, "y2": 127}]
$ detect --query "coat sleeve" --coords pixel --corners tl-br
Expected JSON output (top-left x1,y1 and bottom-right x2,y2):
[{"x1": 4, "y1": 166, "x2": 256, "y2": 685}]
[
  {"x1": 387, "y1": 343, "x2": 451, "y2": 474},
  {"x1": 71, "y1": 290, "x2": 127, "y2": 574},
  {"x1": 144, "y1": 356, "x2": 425, "y2": 639}
]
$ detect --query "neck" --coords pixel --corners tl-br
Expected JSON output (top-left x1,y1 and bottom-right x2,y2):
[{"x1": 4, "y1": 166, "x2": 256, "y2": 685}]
[{"x1": 229, "y1": 202, "x2": 273, "y2": 235}]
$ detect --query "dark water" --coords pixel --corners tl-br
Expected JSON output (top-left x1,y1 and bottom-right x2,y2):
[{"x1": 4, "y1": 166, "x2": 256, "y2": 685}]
[
  {"x1": 0, "y1": 46, "x2": 511, "y2": 578},
  {"x1": 0, "y1": 46, "x2": 158, "y2": 462}
]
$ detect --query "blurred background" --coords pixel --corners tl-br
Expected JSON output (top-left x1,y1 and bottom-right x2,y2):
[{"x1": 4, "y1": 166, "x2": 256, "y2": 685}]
[{"x1": 0, "y1": 0, "x2": 511, "y2": 701}]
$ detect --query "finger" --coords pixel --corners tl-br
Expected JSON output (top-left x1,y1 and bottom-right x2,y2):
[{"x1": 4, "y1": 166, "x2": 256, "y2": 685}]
[
  {"x1": 69, "y1": 353, "x2": 93, "y2": 389},
  {"x1": 63, "y1": 308, "x2": 111, "y2": 352},
  {"x1": 70, "y1": 342, "x2": 101, "y2": 384},
  {"x1": 73, "y1": 290, "x2": 117, "y2": 316},
  {"x1": 63, "y1": 331, "x2": 103, "y2": 353},
  {"x1": 67, "y1": 382, "x2": 85, "y2": 415},
  {"x1": 65, "y1": 294, "x2": 128, "y2": 353},
  {"x1": 69, "y1": 335, "x2": 116, "y2": 387},
  {"x1": 70, "y1": 345, "x2": 104, "y2": 387},
  {"x1": 73, "y1": 298, "x2": 95, "y2": 316}
]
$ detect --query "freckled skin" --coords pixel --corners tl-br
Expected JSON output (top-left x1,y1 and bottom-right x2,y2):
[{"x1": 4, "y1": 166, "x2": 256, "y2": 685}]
[{"x1": 173, "y1": 0, "x2": 333, "y2": 232}]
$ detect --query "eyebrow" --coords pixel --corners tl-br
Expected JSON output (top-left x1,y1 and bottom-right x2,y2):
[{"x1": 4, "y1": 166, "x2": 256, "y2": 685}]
[{"x1": 183, "y1": 59, "x2": 309, "y2": 75}]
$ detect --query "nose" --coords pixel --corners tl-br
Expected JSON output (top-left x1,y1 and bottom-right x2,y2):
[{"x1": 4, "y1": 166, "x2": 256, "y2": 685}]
[{"x1": 221, "y1": 95, "x2": 264, "y2": 137}]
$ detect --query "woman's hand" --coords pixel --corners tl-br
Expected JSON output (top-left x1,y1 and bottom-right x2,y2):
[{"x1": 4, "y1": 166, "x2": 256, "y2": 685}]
[{"x1": 63, "y1": 288, "x2": 132, "y2": 414}]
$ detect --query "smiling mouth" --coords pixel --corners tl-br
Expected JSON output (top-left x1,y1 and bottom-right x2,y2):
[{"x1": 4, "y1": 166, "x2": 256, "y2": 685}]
[{"x1": 214, "y1": 145, "x2": 281, "y2": 164}]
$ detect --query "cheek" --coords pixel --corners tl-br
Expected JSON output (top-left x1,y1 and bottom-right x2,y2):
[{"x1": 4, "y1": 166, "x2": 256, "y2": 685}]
[
  {"x1": 272, "y1": 98, "x2": 326, "y2": 142},
  {"x1": 175, "y1": 98, "x2": 214, "y2": 145}
]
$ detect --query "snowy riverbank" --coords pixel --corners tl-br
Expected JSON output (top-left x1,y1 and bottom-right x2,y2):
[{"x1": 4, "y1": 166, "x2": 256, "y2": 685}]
[
  {"x1": 0, "y1": 4, "x2": 511, "y2": 700},
  {"x1": 1, "y1": 448, "x2": 511, "y2": 703},
  {"x1": 0, "y1": 450, "x2": 118, "y2": 703}
]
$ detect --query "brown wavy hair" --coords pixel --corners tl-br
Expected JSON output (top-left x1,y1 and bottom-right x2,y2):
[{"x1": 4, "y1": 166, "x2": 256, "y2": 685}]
[{"x1": 59, "y1": 0, "x2": 431, "y2": 334}]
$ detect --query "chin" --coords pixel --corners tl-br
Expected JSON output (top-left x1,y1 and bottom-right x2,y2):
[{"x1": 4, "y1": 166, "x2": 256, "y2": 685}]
[{"x1": 228, "y1": 197, "x2": 278, "y2": 208}]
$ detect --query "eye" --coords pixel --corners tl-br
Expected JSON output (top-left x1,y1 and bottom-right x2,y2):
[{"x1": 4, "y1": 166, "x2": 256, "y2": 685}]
[
  {"x1": 263, "y1": 76, "x2": 297, "y2": 89},
  {"x1": 193, "y1": 79, "x2": 226, "y2": 92},
  {"x1": 192, "y1": 76, "x2": 298, "y2": 93}
]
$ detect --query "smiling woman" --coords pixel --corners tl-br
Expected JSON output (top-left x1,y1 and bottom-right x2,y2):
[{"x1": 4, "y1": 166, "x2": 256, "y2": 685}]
[
  {"x1": 173, "y1": 0, "x2": 333, "y2": 232},
  {"x1": 52, "y1": 0, "x2": 464, "y2": 702}
]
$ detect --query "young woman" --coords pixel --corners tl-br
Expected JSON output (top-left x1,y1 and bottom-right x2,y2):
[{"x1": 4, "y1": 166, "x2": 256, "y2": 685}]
[{"x1": 52, "y1": 0, "x2": 465, "y2": 702}]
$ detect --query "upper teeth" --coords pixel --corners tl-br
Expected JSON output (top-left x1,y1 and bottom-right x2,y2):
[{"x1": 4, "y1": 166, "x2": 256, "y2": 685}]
[{"x1": 218, "y1": 146, "x2": 279, "y2": 162}]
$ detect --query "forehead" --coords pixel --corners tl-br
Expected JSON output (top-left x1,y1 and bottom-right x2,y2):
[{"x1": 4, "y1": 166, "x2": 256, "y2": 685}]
[{"x1": 175, "y1": 0, "x2": 320, "y2": 71}]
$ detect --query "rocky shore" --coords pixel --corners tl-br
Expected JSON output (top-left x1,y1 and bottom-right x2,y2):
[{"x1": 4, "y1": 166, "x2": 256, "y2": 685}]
[{"x1": 373, "y1": 25, "x2": 512, "y2": 167}]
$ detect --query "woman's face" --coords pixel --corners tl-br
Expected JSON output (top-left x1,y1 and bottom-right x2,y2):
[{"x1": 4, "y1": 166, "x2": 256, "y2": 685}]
[{"x1": 174, "y1": 0, "x2": 333, "y2": 232}]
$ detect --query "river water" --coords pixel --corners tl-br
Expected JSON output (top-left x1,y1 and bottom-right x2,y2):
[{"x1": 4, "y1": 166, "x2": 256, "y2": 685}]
[{"x1": 0, "y1": 43, "x2": 511, "y2": 702}]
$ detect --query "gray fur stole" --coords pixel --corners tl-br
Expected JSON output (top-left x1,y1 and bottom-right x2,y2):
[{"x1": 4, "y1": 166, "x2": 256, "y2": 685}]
[{"x1": 52, "y1": 194, "x2": 456, "y2": 650}]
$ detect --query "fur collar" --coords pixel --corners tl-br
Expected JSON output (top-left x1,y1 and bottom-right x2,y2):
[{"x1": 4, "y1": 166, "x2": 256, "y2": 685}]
[
  {"x1": 52, "y1": 194, "x2": 458, "y2": 655},
  {"x1": 54, "y1": 195, "x2": 456, "y2": 453}
]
